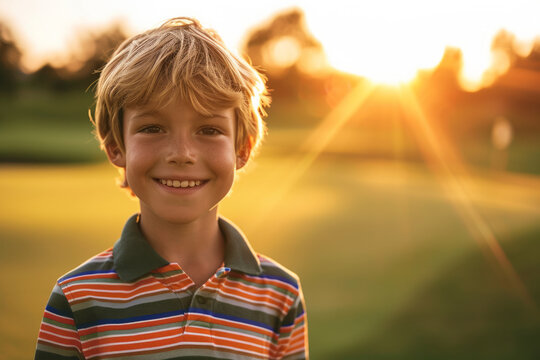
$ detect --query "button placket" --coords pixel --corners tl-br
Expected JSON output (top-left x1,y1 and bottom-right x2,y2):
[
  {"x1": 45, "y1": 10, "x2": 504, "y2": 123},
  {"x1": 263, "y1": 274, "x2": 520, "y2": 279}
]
[
  {"x1": 167, "y1": 266, "x2": 195, "y2": 307},
  {"x1": 185, "y1": 266, "x2": 233, "y2": 333}
]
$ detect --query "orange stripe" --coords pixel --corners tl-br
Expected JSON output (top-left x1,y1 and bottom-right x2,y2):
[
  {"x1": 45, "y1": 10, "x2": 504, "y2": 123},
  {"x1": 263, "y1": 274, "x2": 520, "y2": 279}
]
[
  {"x1": 230, "y1": 273, "x2": 299, "y2": 294},
  {"x1": 83, "y1": 328, "x2": 183, "y2": 348},
  {"x1": 44, "y1": 311, "x2": 75, "y2": 326},
  {"x1": 210, "y1": 278, "x2": 296, "y2": 302},
  {"x1": 38, "y1": 331, "x2": 81, "y2": 348},
  {"x1": 40, "y1": 323, "x2": 78, "y2": 338},
  {"x1": 214, "y1": 290, "x2": 291, "y2": 315},
  {"x1": 78, "y1": 314, "x2": 187, "y2": 336},
  {"x1": 204, "y1": 281, "x2": 295, "y2": 309},
  {"x1": 68, "y1": 288, "x2": 170, "y2": 304}
]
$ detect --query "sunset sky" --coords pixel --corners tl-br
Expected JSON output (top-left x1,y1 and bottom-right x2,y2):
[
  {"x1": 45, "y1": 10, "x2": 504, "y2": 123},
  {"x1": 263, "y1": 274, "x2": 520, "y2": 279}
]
[{"x1": 1, "y1": 0, "x2": 538, "y2": 89}]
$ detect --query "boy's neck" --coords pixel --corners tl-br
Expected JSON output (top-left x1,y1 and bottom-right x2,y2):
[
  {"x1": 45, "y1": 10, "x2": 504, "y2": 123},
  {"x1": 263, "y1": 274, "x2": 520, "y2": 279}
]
[{"x1": 137, "y1": 208, "x2": 225, "y2": 288}]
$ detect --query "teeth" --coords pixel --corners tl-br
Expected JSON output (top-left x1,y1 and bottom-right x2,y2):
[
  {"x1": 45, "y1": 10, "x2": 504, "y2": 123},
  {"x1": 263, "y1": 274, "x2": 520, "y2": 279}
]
[{"x1": 159, "y1": 179, "x2": 202, "y2": 188}]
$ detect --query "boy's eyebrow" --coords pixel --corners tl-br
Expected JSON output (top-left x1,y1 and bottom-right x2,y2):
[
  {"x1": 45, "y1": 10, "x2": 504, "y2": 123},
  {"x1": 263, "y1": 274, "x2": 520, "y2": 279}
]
[
  {"x1": 129, "y1": 110, "x2": 160, "y2": 120},
  {"x1": 201, "y1": 113, "x2": 232, "y2": 120},
  {"x1": 127, "y1": 109, "x2": 233, "y2": 121}
]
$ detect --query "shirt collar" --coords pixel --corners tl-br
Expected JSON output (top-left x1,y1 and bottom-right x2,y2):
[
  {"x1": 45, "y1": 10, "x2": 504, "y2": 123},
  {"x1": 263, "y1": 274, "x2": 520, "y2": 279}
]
[
  {"x1": 218, "y1": 217, "x2": 262, "y2": 276},
  {"x1": 114, "y1": 214, "x2": 262, "y2": 283}
]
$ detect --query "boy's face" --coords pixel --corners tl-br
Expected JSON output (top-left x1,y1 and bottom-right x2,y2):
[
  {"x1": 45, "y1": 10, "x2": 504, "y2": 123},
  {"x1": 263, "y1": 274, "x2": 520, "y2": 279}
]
[{"x1": 108, "y1": 98, "x2": 240, "y2": 225}]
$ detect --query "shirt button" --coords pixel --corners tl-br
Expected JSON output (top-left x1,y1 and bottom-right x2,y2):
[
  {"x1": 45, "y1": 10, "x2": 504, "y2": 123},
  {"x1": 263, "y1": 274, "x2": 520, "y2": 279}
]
[{"x1": 197, "y1": 296, "x2": 207, "y2": 305}]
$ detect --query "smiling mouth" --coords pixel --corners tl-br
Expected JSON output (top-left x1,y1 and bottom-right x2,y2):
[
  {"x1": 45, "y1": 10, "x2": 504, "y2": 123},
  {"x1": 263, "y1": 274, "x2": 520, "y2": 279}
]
[{"x1": 157, "y1": 179, "x2": 204, "y2": 188}]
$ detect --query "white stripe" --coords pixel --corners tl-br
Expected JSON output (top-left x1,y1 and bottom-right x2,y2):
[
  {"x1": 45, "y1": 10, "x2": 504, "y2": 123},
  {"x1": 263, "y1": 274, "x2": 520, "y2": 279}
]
[
  {"x1": 214, "y1": 293, "x2": 283, "y2": 318},
  {"x1": 241, "y1": 274, "x2": 298, "y2": 294},
  {"x1": 220, "y1": 281, "x2": 295, "y2": 303}
]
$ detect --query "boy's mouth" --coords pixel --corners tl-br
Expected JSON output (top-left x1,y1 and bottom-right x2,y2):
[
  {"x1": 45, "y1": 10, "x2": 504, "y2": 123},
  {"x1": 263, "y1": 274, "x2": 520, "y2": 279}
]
[{"x1": 157, "y1": 179, "x2": 204, "y2": 188}]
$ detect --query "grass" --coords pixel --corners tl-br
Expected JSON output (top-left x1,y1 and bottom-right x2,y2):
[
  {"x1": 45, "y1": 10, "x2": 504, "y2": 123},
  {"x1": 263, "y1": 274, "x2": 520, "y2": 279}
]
[
  {"x1": 334, "y1": 226, "x2": 540, "y2": 360},
  {"x1": 1, "y1": 154, "x2": 539, "y2": 359},
  {"x1": 0, "y1": 89, "x2": 103, "y2": 163}
]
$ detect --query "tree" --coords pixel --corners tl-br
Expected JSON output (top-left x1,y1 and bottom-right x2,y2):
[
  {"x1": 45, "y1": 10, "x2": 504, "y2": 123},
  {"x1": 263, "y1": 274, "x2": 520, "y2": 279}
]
[
  {"x1": 0, "y1": 21, "x2": 22, "y2": 93},
  {"x1": 29, "y1": 21, "x2": 128, "y2": 91},
  {"x1": 242, "y1": 8, "x2": 329, "y2": 100}
]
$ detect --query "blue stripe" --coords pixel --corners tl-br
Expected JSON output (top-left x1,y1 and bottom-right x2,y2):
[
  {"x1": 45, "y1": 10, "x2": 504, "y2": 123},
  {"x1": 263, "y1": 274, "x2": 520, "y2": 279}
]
[
  {"x1": 46, "y1": 305, "x2": 73, "y2": 318},
  {"x1": 59, "y1": 270, "x2": 117, "y2": 282},
  {"x1": 78, "y1": 309, "x2": 186, "y2": 329},
  {"x1": 189, "y1": 307, "x2": 275, "y2": 332}
]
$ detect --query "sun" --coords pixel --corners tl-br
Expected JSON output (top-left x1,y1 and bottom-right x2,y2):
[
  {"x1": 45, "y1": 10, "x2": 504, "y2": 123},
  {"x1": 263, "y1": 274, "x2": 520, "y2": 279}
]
[{"x1": 327, "y1": 41, "x2": 446, "y2": 86}]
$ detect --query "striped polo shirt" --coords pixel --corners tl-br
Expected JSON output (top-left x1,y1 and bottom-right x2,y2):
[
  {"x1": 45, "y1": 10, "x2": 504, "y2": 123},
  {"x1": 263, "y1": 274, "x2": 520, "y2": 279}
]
[{"x1": 35, "y1": 215, "x2": 308, "y2": 359}]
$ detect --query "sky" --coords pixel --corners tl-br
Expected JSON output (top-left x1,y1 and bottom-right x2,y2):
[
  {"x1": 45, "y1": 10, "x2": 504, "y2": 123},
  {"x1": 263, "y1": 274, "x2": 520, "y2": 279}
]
[{"x1": 1, "y1": 0, "x2": 539, "y2": 89}]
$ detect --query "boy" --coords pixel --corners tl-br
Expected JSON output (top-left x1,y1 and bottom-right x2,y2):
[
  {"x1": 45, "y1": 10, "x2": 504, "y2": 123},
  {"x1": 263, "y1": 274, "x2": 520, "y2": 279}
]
[{"x1": 35, "y1": 17, "x2": 308, "y2": 359}]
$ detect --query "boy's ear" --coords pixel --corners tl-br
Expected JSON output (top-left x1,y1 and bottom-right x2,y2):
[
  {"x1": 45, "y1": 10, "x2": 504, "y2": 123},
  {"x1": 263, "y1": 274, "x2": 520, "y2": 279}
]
[
  {"x1": 105, "y1": 142, "x2": 126, "y2": 168},
  {"x1": 236, "y1": 147, "x2": 250, "y2": 170}
]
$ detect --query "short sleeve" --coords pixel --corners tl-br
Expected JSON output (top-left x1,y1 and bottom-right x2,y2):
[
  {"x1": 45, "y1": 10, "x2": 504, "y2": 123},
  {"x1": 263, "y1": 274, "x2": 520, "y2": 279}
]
[
  {"x1": 277, "y1": 284, "x2": 309, "y2": 359},
  {"x1": 35, "y1": 284, "x2": 83, "y2": 360}
]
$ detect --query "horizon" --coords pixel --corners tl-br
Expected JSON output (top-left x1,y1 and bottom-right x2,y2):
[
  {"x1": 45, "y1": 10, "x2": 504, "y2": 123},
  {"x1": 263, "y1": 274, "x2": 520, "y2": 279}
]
[{"x1": 1, "y1": 0, "x2": 539, "y2": 91}]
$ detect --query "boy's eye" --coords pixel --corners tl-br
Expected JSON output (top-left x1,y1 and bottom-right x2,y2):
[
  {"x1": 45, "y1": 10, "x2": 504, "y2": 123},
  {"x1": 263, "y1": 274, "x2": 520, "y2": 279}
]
[
  {"x1": 138, "y1": 125, "x2": 162, "y2": 134},
  {"x1": 199, "y1": 127, "x2": 222, "y2": 136}
]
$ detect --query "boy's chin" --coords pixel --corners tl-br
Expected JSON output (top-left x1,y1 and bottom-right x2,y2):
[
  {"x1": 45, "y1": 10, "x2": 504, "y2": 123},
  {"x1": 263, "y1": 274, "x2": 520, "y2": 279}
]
[{"x1": 140, "y1": 206, "x2": 219, "y2": 226}]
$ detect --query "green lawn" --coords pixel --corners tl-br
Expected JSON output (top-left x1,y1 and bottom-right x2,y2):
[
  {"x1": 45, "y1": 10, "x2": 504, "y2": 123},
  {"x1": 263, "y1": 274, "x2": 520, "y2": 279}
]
[
  {"x1": 0, "y1": 89, "x2": 103, "y2": 163},
  {"x1": 1, "y1": 155, "x2": 539, "y2": 359}
]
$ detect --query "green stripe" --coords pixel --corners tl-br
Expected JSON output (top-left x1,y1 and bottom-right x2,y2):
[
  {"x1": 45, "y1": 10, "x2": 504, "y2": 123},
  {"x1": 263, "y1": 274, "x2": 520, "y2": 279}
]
[
  {"x1": 42, "y1": 317, "x2": 77, "y2": 331},
  {"x1": 79, "y1": 320, "x2": 188, "y2": 341}
]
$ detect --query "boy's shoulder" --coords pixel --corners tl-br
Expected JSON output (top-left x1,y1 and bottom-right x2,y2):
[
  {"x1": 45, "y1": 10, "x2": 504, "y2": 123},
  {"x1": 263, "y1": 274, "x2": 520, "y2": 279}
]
[
  {"x1": 56, "y1": 248, "x2": 116, "y2": 287},
  {"x1": 255, "y1": 253, "x2": 301, "y2": 290}
]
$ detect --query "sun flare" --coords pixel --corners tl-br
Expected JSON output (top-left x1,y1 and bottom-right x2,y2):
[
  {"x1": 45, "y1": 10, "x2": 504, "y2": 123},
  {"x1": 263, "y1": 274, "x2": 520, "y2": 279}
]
[{"x1": 301, "y1": 0, "x2": 539, "y2": 89}]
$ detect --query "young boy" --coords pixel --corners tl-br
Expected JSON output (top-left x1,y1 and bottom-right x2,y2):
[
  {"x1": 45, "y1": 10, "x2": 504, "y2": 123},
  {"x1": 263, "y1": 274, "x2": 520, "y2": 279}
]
[{"x1": 35, "y1": 17, "x2": 308, "y2": 359}]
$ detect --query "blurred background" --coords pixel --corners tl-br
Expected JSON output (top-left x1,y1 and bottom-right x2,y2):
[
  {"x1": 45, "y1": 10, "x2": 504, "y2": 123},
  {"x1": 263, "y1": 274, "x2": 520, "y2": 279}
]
[{"x1": 0, "y1": 0, "x2": 539, "y2": 359}]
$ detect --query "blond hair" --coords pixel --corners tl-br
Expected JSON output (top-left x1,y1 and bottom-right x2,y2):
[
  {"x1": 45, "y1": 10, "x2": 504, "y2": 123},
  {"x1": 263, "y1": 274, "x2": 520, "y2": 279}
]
[{"x1": 92, "y1": 17, "x2": 269, "y2": 188}]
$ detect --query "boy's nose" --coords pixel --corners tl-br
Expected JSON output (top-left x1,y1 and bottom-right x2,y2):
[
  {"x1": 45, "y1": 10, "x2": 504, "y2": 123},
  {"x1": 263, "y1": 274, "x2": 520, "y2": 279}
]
[{"x1": 165, "y1": 136, "x2": 196, "y2": 165}]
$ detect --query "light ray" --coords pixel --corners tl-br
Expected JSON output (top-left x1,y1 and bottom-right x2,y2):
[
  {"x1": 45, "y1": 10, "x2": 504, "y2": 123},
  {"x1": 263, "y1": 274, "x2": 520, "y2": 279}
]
[
  {"x1": 245, "y1": 81, "x2": 376, "y2": 233},
  {"x1": 397, "y1": 85, "x2": 537, "y2": 312}
]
